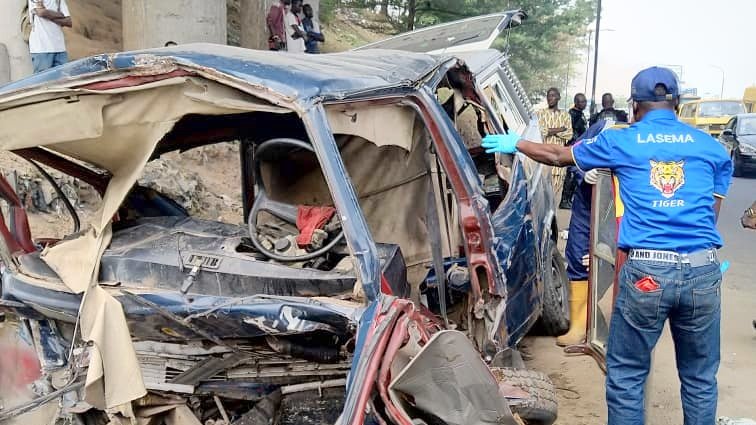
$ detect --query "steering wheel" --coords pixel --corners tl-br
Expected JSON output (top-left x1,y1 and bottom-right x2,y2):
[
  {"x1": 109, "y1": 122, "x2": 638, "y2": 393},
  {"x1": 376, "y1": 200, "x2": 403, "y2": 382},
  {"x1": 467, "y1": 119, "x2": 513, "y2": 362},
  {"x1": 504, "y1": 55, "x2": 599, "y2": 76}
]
[{"x1": 247, "y1": 138, "x2": 344, "y2": 262}]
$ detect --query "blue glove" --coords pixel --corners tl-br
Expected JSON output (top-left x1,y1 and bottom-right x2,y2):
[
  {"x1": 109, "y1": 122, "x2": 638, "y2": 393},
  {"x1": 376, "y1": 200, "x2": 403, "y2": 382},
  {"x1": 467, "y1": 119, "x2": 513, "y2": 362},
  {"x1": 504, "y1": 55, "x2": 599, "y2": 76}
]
[
  {"x1": 481, "y1": 132, "x2": 521, "y2": 154},
  {"x1": 720, "y1": 260, "x2": 730, "y2": 274}
]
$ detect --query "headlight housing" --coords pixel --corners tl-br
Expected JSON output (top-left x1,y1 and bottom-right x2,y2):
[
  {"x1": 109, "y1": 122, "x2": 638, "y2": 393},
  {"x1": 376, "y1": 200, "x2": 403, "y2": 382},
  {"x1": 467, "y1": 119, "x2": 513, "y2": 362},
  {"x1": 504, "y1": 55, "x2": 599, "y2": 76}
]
[
  {"x1": 696, "y1": 124, "x2": 710, "y2": 131},
  {"x1": 740, "y1": 143, "x2": 756, "y2": 153}
]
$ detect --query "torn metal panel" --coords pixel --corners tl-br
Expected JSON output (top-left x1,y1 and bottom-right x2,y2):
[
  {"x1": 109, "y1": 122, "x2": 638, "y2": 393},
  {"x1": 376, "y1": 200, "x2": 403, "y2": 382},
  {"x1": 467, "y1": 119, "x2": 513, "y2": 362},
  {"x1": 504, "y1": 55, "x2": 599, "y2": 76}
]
[
  {"x1": 388, "y1": 330, "x2": 518, "y2": 425},
  {"x1": 168, "y1": 352, "x2": 248, "y2": 385},
  {"x1": 27, "y1": 319, "x2": 67, "y2": 371}
]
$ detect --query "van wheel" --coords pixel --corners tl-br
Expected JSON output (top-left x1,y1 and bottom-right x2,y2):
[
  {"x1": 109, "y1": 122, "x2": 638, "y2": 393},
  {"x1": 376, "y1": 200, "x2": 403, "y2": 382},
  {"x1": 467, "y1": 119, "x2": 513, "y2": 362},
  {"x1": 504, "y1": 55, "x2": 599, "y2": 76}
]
[
  {"x1": 492, "y1": 368, "x2": 558, "y2": 425},
  {"x1": 539, "y1": 243, "x2": 570, "y2": 336}
]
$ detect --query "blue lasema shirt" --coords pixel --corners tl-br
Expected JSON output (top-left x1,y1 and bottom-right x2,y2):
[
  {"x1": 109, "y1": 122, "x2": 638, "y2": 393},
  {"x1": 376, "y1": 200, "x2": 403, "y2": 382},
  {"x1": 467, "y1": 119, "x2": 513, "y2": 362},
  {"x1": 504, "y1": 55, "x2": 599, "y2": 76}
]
[{"x1": 571, "y1": 109, "x2": 733, "y2": 252}]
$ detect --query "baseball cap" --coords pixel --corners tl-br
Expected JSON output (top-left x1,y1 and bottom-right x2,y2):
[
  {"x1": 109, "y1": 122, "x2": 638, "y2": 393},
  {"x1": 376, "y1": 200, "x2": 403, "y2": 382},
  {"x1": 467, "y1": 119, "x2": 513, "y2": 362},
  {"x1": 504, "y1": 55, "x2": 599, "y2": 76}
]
[{"x1": 630, "y1": 66, "x2": 679, "y2": 101}]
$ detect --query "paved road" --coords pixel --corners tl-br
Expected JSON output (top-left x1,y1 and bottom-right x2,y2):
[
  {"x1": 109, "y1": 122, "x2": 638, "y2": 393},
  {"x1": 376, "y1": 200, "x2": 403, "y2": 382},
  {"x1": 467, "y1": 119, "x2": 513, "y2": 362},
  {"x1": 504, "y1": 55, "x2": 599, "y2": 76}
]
[{"x1": 525, "y1": 175, "x2": 756, "y2": 424}]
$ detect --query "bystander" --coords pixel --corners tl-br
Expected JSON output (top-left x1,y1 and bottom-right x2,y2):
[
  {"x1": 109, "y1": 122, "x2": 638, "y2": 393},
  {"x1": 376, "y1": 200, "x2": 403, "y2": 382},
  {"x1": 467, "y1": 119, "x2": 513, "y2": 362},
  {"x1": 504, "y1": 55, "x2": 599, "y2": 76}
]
[
  {"x1": 537, "y1": 87, "x2": 573, "y2": 197},
  {"x1": 302, "y1": 4, "x2": 325, "y2": 54},
  {"x1": 560, "y1": 93, "x2": 589, "y2": 209},
  {"x1": 284, "y1": 0, "x2": 307, "y2": 53},
  {"x1": 266, "y1": 0, "x2": 289, "y2": 51},
  {"x1": 27, "y1": 0, "x2": 72, "y2": 73},
  {"x1": 590, "y1": 93, "x2": 629, "y2": 125}
]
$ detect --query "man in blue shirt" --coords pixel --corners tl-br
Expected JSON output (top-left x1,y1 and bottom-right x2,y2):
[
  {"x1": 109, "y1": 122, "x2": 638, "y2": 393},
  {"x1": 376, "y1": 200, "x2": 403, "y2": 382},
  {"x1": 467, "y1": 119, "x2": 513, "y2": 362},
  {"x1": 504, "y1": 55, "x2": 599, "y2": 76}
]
[
  {"x1": 302, "y1": 4, "x2": 325, "y2": 54},
  {"x1": 557, "y1": 120, "x2": 611, "y2": 348},
  {"x1": 482, "y1": 67, "x2": 732, "y2": 425}
]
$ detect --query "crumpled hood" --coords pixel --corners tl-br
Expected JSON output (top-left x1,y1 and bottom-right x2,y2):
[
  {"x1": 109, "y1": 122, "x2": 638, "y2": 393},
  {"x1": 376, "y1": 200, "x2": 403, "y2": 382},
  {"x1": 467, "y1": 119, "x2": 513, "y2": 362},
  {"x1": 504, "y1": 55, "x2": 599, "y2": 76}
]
[{"x1": 738, "y1": 134, "x2": 756, "y2": 148}]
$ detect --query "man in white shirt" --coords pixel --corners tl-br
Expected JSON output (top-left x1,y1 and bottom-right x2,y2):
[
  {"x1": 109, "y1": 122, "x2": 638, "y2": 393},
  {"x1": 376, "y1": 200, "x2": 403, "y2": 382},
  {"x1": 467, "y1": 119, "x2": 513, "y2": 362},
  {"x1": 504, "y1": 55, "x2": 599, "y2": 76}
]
[
  {"x1": 28, "y1": 0, "x2": 72, "y2": 73},
  {"x1": 284, "y1": 0, "x2": 307, "y2": 53}
]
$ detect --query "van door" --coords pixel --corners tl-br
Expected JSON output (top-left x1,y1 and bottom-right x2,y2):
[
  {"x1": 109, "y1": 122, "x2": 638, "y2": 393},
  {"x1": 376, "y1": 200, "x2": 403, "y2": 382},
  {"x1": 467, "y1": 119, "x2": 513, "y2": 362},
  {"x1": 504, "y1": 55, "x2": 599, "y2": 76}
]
[
  {"x1": 355, "y1": 10, "x2": 526, "y2": 54},
  {"x1": 564, "y1": 169, "x2": 624, "y2": 372}
]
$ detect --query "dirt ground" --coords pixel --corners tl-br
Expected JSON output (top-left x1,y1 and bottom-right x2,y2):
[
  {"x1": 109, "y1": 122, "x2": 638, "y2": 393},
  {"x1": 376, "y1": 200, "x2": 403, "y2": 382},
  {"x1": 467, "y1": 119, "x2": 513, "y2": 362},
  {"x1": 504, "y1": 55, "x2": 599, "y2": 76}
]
[{"x1": 527, "y1": 189, "x2": 756, "y2": 424}]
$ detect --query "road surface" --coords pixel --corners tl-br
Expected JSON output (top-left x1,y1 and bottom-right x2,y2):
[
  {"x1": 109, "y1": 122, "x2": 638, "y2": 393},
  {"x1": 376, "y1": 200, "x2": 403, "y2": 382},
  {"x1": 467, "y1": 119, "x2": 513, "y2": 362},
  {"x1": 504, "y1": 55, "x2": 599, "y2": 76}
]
[{"x1": 525, "y1": 175, "x2": 756, "y2": 424}]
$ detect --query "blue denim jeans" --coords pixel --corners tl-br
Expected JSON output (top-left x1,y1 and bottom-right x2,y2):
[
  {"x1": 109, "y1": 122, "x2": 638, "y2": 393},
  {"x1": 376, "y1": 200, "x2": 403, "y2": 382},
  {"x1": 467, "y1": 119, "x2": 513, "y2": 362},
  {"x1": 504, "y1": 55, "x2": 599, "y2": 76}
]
[
  {"x1": 31, "y1": 52, "x2": 68, "y2": 73},
  {"x1": 606, "y1": 256, "x2": 722, "y2": 425}
]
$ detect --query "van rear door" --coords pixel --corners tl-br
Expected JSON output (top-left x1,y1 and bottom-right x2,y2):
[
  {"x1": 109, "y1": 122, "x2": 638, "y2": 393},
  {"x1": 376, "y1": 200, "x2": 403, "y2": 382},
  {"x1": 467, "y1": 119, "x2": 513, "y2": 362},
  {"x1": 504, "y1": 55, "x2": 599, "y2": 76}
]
[{"x1": 355, "y1": 10, "x2": 526, "y2": 54}]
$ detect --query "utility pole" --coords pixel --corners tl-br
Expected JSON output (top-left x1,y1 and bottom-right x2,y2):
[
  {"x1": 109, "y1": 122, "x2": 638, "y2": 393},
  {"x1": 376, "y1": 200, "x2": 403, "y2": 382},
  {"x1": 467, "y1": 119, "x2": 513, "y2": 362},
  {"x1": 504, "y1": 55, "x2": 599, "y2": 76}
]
[
  {"x1": 584, "y1": 30, "x2": 593, "y2": 94},
  {"x1": 711, "y1": 65, "x2": 725, "y2": 99},
  {"x1": 589, "y1": 0, "x2": 602, "y2": 115},
  {"x1": 565, "y1": 48, "x2": 571, "y2": 109}
]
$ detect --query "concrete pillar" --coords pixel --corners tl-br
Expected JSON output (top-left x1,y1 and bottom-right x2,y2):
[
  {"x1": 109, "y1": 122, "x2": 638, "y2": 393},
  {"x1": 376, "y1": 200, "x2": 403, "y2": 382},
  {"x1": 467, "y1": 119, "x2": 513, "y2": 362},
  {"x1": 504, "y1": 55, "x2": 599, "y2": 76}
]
[
  {"x1": 122, "y1": 0, "x2": 227, "y2": 51},
  {"x1": 240, "y1": 0, "x2": 277, "y2": 51},
  {"x1": 0, "y1": 0, "x2": 33, "y2": 82},
  {"x1": 240, "y1": 0, "x2": 320, "y2": 51}
]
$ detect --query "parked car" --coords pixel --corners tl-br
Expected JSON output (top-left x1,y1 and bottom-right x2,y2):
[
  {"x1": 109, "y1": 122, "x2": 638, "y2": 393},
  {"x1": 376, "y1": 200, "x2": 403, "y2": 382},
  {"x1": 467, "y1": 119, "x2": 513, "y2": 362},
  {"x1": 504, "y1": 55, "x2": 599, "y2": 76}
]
[
  {"x1": 719, "y1": 113, "x2": 756, "y2": 176},
  {"x1": 0, "y1": 11, "x2": 567, "y2": 425},
  {"x1": 678, "y1": 99, "x2": 746, "y2": 137}
]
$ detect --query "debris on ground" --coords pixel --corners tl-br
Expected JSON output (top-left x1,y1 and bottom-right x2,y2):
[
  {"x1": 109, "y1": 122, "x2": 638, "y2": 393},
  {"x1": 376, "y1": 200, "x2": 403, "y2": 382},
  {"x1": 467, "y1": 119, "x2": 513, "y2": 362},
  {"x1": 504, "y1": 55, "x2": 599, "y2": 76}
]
[
  {"x1": 718, "y1": 418, "x2": 756, "y2": 425},
  {"x1": 4, "y1": 170, "x2": 83, "y2": 215}
]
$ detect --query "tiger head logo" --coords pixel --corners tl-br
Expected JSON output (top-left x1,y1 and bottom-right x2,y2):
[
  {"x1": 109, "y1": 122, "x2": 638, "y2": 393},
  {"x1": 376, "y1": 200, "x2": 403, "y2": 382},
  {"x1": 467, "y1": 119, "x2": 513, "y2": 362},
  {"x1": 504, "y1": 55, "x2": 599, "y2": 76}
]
[{"x1": 650, "y1": 160, "x2": 685, "y2": 198}]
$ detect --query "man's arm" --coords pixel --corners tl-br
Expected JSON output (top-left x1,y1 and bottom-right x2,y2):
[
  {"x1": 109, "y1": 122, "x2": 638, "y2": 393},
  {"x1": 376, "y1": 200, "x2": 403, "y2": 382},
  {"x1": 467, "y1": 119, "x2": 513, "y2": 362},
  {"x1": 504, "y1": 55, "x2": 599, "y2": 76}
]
[
  {"x1": 34, "y1": 7, "x2": 71, "y2": 27},
  {"x1": 483, "y1": 126, "x2": 618, "y2": 170},
  {"x1": 517, "y1": 140, "x2": 575, "y2": 166},
  {"x1": 482, "y1": 133, "x2": 575, "y2": 166},
  {"x1": 308, "y1": 30, "x2": 325, "y2": 42},
  {"x1": 284, "y1": 13, "x2": 307, "y2": 39},
  {"x1": 290, "y1": 24, "x2": 307, "y2": 39},
  {"x1": 556, "y1": 125, "x2": 573, "y2": 142},
  {"x1": 34, "y1": 7, "x2": 64, "y2": 19},
  {"x1": 51, "y1": 16, "x2": 72, "y2": 27},
  {"x1": 713, "y1": 147, "x2": 733, "y2": 223}
]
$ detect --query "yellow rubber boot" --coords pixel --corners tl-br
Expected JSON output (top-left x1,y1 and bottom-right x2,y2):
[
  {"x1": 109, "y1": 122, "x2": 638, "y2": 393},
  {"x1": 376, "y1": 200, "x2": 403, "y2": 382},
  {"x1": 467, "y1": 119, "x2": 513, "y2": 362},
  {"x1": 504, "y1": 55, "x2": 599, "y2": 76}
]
[{"x1": 556, "y1": 280, "x2": 588, "y2": 347}]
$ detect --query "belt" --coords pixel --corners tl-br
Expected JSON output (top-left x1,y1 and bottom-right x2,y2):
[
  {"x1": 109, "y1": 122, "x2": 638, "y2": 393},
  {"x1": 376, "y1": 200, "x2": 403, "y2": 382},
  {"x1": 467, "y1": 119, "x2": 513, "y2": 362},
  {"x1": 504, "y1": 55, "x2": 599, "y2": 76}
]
[{"x1": 628, "y1": 248, "x2": 718, "y2": 267}]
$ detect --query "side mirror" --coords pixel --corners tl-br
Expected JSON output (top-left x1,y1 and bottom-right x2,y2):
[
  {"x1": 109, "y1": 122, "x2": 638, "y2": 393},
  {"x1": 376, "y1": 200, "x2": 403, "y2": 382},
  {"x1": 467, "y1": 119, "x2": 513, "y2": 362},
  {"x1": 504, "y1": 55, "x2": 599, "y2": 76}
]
[{"x1": 722, "y1": 129, "x2": 733, "y2": 137}]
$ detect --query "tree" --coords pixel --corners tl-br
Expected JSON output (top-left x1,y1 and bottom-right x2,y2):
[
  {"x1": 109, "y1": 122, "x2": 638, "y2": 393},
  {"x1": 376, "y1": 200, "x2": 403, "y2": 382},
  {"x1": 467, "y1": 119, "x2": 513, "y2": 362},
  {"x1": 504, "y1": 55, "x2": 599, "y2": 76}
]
[
  {"x1": 380, "y1": 0, "x2": 390, "y2": 17},
  {"x1": 407, "y1": 0, "x2": 417, "y2": 29}
]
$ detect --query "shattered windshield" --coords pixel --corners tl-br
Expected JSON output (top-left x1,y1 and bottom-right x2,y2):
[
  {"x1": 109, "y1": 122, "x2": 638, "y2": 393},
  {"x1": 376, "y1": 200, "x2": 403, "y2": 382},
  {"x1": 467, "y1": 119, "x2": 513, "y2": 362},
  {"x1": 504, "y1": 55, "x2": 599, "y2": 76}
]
[{"x1": 738, "y1": 116, "x2": 756, "y2": 135}]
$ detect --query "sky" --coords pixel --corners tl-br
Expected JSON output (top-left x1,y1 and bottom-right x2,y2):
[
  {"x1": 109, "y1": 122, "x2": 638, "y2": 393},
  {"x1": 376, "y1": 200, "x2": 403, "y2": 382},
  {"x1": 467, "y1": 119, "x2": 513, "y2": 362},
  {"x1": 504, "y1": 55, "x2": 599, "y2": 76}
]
[{"x1": 570, "y1": 0, "x2": 755, "y2": 106}]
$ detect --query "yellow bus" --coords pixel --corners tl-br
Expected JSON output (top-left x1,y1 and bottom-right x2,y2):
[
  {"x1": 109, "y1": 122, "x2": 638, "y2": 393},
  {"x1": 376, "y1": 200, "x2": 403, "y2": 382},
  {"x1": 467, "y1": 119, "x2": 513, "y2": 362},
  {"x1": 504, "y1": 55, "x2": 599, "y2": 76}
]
[
  {"x1": 677, "y1": 99, "x2": 746, "y2": 137},
  {"x1": 744, "y1": 86, "x2": 756, "y2": 113}
]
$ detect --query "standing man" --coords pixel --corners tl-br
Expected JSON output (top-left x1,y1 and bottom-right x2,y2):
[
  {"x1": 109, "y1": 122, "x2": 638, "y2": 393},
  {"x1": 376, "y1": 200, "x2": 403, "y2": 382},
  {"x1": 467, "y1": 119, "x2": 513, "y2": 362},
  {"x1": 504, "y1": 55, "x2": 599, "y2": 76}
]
[
  {"x1": 266, "y1": 0, "x2": 290, "y2": 51},
  {"x1": 284, "y1": 0, "x2": 307, "y2": 53},
  {"x1": 483, "y1": 67, "x2": 732, "y2": 425},
  {"x1": 28, "y1": 0, "x2": 72, "y2": 73},
  {"x1": 302, "y1": 4, "x2": 325, "y2": 54},
  {"x1": 560, "y1": 93, "x2": 589, "y2": 209},
  {"x1": 537, "y1": 87, "x2": 573, "y2": 197},
  {"x1": 590, "y1": 92, "x2": 629, "y2": 125},
  {"x1": 556, "y1": 119, "x2": 608, "y2": 347}
]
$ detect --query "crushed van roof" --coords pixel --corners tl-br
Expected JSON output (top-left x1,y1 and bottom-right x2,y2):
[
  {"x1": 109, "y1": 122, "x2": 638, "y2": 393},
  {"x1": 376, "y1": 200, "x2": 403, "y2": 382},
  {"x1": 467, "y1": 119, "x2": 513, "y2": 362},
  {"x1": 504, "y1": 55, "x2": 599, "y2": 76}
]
[{"x1": 0, "y1": 44, "x2": 449, "y2": 102}]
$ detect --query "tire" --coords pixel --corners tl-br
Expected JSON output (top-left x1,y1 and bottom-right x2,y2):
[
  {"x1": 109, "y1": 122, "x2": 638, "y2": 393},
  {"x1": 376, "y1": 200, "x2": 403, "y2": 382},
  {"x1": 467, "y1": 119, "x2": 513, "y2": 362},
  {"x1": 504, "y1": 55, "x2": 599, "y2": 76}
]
[
  {"x1": 539, "y1": 242, "x2": 570, "y2": 336},
  {"x1": 732, "y1": 151, "x2": 744, "y2": 177},
  {"x1": 492, "y1": 367, "x2": 558, "y2": 425}
]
